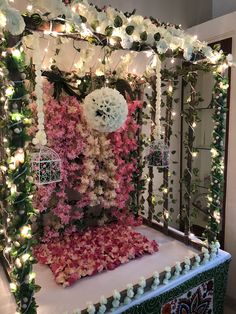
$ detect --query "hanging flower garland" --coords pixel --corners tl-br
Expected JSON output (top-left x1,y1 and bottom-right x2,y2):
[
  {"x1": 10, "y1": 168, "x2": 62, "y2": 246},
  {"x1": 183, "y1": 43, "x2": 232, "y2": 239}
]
[
  {"x1": 32, "y1": 34, "x2": 47, "y2": 147},
  {"x1": 155, "y1": 54, "x2": 162, "y2": 139},
  {"x1": 147, "y1": 54, "x2": 170, "y2": 168}
]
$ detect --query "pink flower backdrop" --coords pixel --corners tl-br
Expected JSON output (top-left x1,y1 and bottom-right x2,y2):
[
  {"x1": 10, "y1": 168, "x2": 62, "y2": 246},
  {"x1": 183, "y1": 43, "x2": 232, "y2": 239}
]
[{"x1": 31, "y1": 81, "x2": 159, "y2": 285}]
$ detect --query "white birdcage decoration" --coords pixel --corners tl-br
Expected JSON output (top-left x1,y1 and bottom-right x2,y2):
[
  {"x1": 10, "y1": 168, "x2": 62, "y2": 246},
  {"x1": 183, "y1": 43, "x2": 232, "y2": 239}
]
[
  {"x1": 147, "y1": 139, "x2": 170, "y2": 168},
  {"x1": 31, "y1": 146, "x2": 62, "y2": 185}
]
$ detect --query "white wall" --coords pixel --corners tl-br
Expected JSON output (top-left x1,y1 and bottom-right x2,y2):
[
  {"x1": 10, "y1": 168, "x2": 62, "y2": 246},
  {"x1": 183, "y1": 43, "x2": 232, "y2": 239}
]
[
  {"x1": 91, "y1": 0, "x2": 212, "y2": 28},
  {"x1": 13, "y1": 0, "x2": 212, "y2": 29},
  {"x1": 213, "y1": 0, "x2": 236, "y2": 18},
  {"x1": 189, "y1": 12, "x2": 236, "y2": 303}
]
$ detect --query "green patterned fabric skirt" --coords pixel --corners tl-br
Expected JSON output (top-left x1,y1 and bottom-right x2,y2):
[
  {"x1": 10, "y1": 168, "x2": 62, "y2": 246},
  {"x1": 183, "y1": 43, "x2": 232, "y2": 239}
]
[{"x1": 124, "y1": 259, "x2": 230, "y2": 314}]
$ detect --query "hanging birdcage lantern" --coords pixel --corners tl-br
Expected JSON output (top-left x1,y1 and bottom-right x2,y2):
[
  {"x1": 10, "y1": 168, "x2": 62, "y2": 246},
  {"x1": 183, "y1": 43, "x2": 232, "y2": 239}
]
[
  {"x1": 30, "y1": 35, "x2": 62, "y2": 185},
  {"x1": 31, "y1": 146, "x2": 61, "y2": 185},
  {"x1": 147, "y1": 139, "x2": 170, "y2": 168}
]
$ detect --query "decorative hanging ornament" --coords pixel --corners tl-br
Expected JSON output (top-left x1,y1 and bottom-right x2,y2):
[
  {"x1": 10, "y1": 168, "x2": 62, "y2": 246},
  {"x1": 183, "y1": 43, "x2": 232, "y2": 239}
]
[
  {"x1": 31, "y1": 34, "x2": 61, "y2": 185},
  {"x1": 83, "y1": 87, "x2": 128, "y2": 133},
  {"x1": 147, "y1": 140, "x2": 170, "y2": 168},
  {"x1": 31, "y1": 146, "x2": 62, "y2": 185},
  {"x1": 147, "y1": 54, "x2": 170, "y2": 168}
]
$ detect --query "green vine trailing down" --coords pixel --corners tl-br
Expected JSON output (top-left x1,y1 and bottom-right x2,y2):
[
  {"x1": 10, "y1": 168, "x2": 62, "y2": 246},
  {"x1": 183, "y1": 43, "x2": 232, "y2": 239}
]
[
  {"x1": 0, "y1": 40, "x2": 38, "y2": 313},
  {"x1": 206, "y1": 70, "x2": 228, "y2": 243},
  {"x1": 180, "y1": 67, "x2": 203, "y2": 237},
  {"x1": 160, "y1": 68, "x2": 179, "y2": 228},
  {"x1": 179, "y1": 61, "x2": 228, "y2": 243}
]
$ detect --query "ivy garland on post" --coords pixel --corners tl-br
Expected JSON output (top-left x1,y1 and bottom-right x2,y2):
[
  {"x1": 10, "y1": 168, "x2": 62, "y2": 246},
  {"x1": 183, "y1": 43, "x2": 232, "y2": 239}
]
[
  {"x1": 146, "y1": 75, "x2": 157, "y2": 222},
  {"x1": 206, "y1": 70, "x2": 228, "y2": 243},
  {"x1": 181, "y1": 66, "x2": 204, "y2": 240},
  {"x1": 160, "y1": 68, "x2": 179, "y2": 230},
  {"x1": 0, "y1": 42, "x2": 38, "y2": 313}
]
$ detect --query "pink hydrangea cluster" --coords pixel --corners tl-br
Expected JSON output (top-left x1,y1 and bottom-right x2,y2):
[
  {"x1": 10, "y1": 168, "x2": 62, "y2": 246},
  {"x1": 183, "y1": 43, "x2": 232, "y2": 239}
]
[
  {"x1": 109, "y1": 100, "x2": 142, "y2": 212},
  {"x1": 34, "y1": 223, "x2": 159, "y2": 287}
]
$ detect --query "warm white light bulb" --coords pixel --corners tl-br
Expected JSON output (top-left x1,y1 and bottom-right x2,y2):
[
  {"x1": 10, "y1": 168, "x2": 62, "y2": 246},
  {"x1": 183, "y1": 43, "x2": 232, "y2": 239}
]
[
  {"x1": 20, "y1": 225, "x2": 32, "y2": 239},
  {"x1": 15, "y1": 148, "x2": 25, "y2": 164},
  {"x1": 12, "y1": 49, "x2": 21, "y2": 59},
  {"x1": 211, "y1": 148, "x2": 218, "y2": 157},
  {"x1": 168, "y1": 85, "x2": 173, "y2": 93},
  {"x1": 29, "y1": 272, "x2": 36, "y2": 281},
  {"x1": 22, "y1": 253, "x2": 30, "y2": 263},
  {"x1": 10, "y1": 184, "x2": 17, "y2": 195},
  {"x1": 27, "y1": 4, "x2": 33, "y2": 11},
  {"x1": 5, "y1": 86, "x2": 14, "y2": 97},
  {"x1": 10, "y1": 283, "x2": 17, "y2": 292}
]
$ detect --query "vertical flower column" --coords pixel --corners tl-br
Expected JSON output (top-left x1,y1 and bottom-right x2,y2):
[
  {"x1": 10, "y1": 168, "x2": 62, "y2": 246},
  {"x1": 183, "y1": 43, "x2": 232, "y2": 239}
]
[
  {"x1": 206, "y1": 69, "x2": 228, "y2": 243},
  {"x1": 32, "y1": 33, "x2": 47, "y2": 147},
  {"x1": 1, "y1": 43, "x2": 38, "y2": 313}
]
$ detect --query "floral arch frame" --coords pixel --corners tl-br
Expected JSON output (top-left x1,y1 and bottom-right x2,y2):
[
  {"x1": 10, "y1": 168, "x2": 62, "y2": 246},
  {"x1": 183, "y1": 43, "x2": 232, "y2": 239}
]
[{"x1": 0, "y1": 0, "x2": 232, "y2": 313}]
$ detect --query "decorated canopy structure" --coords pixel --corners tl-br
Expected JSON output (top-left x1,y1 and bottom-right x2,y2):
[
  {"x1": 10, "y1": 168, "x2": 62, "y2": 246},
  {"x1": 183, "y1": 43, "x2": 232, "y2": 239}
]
[{"x1": 0, "y1": 0, "x2": 232, "y2": 313}]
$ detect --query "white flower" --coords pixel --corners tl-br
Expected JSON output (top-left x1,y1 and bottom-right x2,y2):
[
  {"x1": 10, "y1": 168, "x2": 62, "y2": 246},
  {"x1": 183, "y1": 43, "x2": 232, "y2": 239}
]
[
  {"x1": 156, "y1": 39, "x2": 168, "y2": 54},
  {"x1": 98, "y1": 304, "x2": 106, "y2": 314},
  {"x1": 86, "y1": 302, "x2": 96, "y2": 314},
  {"x1": 100, "y1": 296, "x2": 107, "y2": 305},
  {"x1": 112, "y1": 299, "x2": 120, "y2": 308},
  {"x1": 97, "y1": 11, "x2": 107, "y2": 23},
  {"x1": 129, "y1": 15, "x2": 144, "y2": 25},
  {"x1": 201, "y1": 45, "x2": 214, "y2": 59},
  {"x1": 121, "y1": 34, "x2": 133, "y2": 49},
  {"x1": 3, "y1": 6, "x2": 25, "y2": 35},
  {"x1": 183, "y1": 45, "x2": 193, "y2": 61},
  {"x1": 153, "y1": 271, "x2": 160, "y2": 279},
  {"x1": 83, "y1": 87, "x2": 128, "y2": 133},
  {"x1": 0, "y1": 11, "x2": 6, "y2": 27},
  {"x1": 113, "y1": 289, "x2": 121, "y2": 300},
  {"x1": 138, "y1": 277, "x2": 146, "y2": 288}
]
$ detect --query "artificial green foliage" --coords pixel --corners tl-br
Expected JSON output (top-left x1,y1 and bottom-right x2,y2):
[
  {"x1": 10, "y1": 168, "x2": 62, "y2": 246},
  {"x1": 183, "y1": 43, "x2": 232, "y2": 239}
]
[
  {"x1": 205, "y1": 71, "x2": 228, "y2": 242},
  {"x1": 0, "y1": 44, "x2": 38, "y2": 313}
]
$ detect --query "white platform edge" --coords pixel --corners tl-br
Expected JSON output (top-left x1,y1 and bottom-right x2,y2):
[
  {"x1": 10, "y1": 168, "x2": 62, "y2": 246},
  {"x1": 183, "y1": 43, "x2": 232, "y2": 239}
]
[{"x1": 114, "y1": 249, "x2": 231, "y2": 314}]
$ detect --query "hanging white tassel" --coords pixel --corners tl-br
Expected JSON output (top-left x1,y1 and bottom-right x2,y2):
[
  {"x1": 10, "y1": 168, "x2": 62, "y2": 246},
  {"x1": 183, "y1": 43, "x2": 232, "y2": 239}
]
[
  {"x1": 155, "y1": 54, "x2": 162, "y2": 140},
  {"x1": 32, "y1": 34, "x2": 47, "y2": 146}
]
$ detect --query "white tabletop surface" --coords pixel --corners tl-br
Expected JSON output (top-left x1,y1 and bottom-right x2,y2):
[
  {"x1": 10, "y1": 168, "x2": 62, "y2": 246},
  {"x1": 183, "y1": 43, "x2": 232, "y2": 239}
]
[{"x1": 0, "y1": 225, "x2": 231, "y2": 314}]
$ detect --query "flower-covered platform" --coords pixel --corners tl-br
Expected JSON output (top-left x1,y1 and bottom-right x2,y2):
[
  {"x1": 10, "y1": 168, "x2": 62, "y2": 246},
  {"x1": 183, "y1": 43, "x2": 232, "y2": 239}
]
[
  {"x1": 34, "y1": 223, "x2": 159, "y2": 287},
  {"x1": 0, "y1": 226, "x2": 231, "y2": 314},
  {"x1": 24, "y1": 226, "x2": 230, "y2": 314}
]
